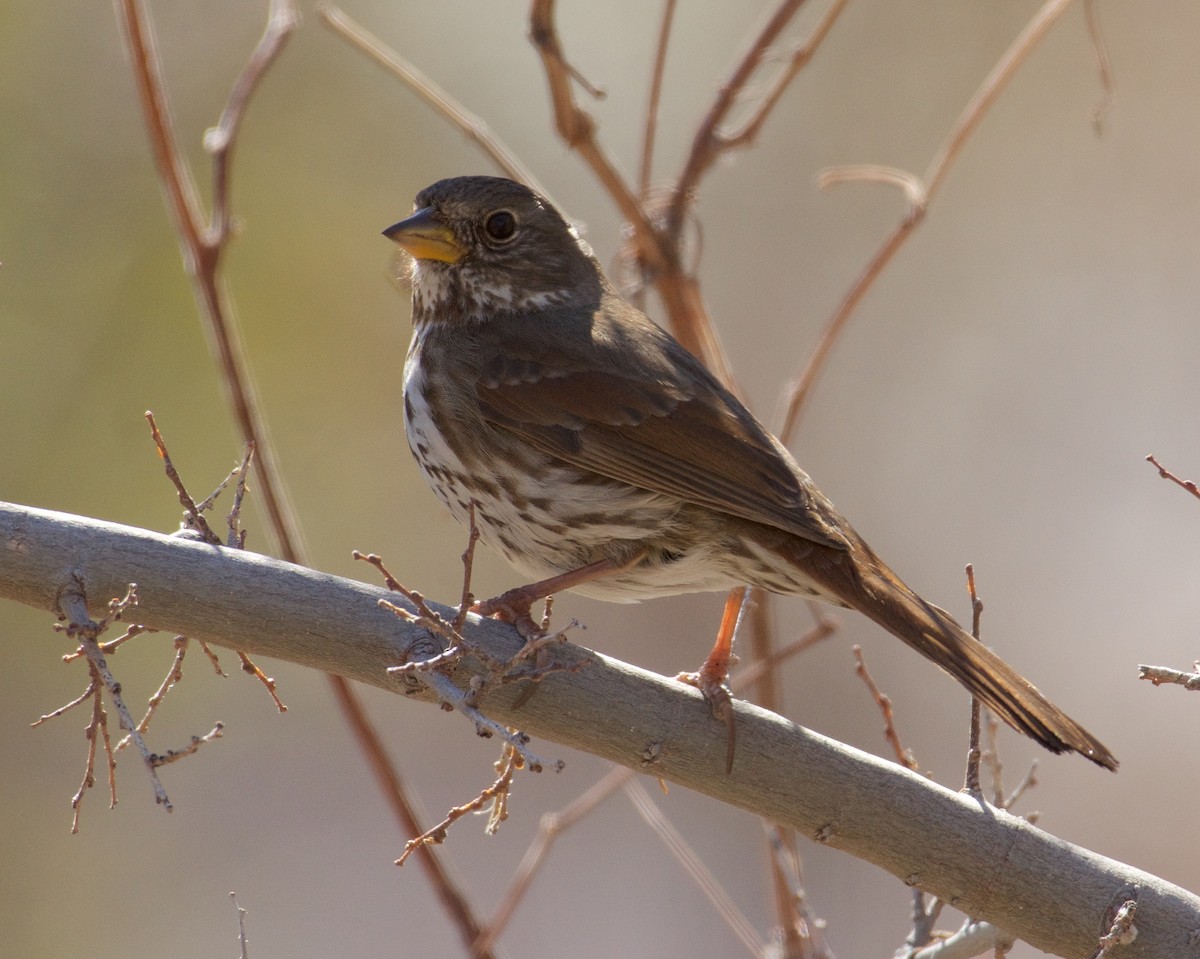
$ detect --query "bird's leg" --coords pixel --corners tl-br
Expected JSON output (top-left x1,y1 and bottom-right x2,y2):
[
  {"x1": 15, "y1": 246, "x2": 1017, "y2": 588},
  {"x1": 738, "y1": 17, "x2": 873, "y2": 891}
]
[
  {"x1": 678, "y1": 585, "x2": 746, "y2": 774},
  {"x1": 473, "y1": 557, "x2": 623, "y2": 638}
]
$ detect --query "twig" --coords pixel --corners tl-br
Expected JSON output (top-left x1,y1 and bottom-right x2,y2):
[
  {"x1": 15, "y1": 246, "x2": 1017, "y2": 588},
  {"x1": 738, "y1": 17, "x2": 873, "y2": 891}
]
[
  {"x1": 732, "y1": 612, "x2": 838, "y2": 691},
  {"x1": 120, "y1": 4, "x2": 490, "y2": 947},
  {"x1": 907, "y1": 919, "x2": 1015, "y2": 959},
  {"x1": 529, "y1": 0, "x2": 667, "y2": 274},
  {"x1": 146, "y1": 411, "x2": 219, "y2": 543},
  {"x1": 764, "y1": 823, "x2": 838, "y2": 959},
  {"x1": 31, "y1": 680, "x2": 97, "y2": 726},
  {"x1": 150, "y1": 723, "x2": 225, "y2": 767},
  {"x1": 1137, "y1": 663, "x2": 1200, "y2": 691},
  {"x1": 456, "y1": 501, "x2": 482, "y2": 630},
  {"x1": 714, "y1": 0, "x2": 849, "y2": 152},
  {"x1": 204, "y1": 0, "x2": 299, "y2": 243},
  {"x1": 1084, "y1": 0, "x2": 1116, "y2": 134},
  {"x1": 667, "y1": 0, "x2": 812, "y2": 235},
  {"x1": 359, "y1": 546, "x2": 565, "y2": 769},
  {"x1": 226, "y1": 440, "x2": 255, "y2": 549},
  {"x1": 1002, "y1": 762, "x2": 1038, "y2": 812},
  {"x1": 983, "y1": 712, "x2": 1005, "y2": 808},
  {"x1": 61, "y1": 622, "x2": 148, "y2": 662},
  {"x1": 903, "y1": 890, "x2": 946, "y2": 955},
  {"x1": 1146, "y1": 453, "x2": 1200, "y2": 501},
  {"x1": 198, "y1": 639, "x2": 228, "y2": 676},
  {"x1": 474, "y1": 765, "x2": 633, "y2": 955},
  {"x1": 150, "y1": 412, "x2": 284, "y2": 710},
  {"x1": 324, "y1": 677, "x2": 499, "y2": 959},
  {"x1": 118, "y1": 0, "x2": 302, "y2": 561},
  {"x1": 963, "y1": 564, "x2": 984, "y2": 798},
  {"x1": 639, "y1": 0, "x2": 677, "y2": 198},
  {"x1": 237, "y1": 651, "x2": 287, "y2": 712},
  {"x1": 980, "y1": 713, "x2": 1039, "y2": 821},
  {"x1": 395, "y1": 745, "x2": 521, "y2": 866},
  {"x1": 55, "y1": 581, "x2": 173, "y2": 820},
  {"x1": 1088, "y1": 898, "x2": 1138, "y2": 959},
  {"x1": 230, "y1": 893, "x2": 250, "y2": 959},
  {"x1": 69, "y1": 663, "x2": 110, "y2": 835},
  {"x1": 624, "y1": 777, "x2": 766, "y2": 956},
  {"x1": 852, "y1": 645, "x2": 919, "y2": 771},
  {"x1": 779, "y1": 0, "x2": 1079, "y2": 441},
  {"x1": 317, "y1": 4, "x2": 545, "y2": 196},
  {"x1": 116, "y1": 634, "x2": 188, "y2": 750}
]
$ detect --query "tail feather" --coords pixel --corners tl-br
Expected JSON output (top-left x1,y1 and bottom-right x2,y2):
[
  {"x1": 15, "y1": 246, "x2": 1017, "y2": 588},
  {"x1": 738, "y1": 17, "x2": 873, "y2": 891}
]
[{"x1": 801, "y1": 541, "x2": 1118, "y2": 771}]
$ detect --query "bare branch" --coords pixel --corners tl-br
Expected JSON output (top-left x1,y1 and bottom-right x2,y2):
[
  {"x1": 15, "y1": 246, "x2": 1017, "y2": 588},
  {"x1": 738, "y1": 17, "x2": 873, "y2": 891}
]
[
  {"x1": 624, "y1": 777, "x2": 765, "y2": 955},
  {"x1": 639, "y1": 0, "x2": 677, "y2": 198},
  {"x1": 4, "y1": 501, "x2": 1193, "y2": 959},
  {"x1": 667, "y1": 0, "x2": 812, "y2": 233},
  {"x1": 118, "y1": 5, "x2": 492, "y2": 947},
  {"x1": 1138, "y1": 663, "x2": 1200, "y2": 692},
  {"x1": 529, "y1": 0, "x2": 668, "y2": 274},
  {"x1": 779, "y1": 0, "x2": 1078, "y2": 441},
  {"x1": 1146, "y1": 453, "x2": 1200, "y2": 501}
]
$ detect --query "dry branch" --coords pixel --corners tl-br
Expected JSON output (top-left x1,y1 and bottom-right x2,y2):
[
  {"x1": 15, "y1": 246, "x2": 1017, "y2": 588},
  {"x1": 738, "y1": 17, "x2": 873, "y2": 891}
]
[{"x1": 1, "y1": 500, "x2": 1197, "y2": 959}]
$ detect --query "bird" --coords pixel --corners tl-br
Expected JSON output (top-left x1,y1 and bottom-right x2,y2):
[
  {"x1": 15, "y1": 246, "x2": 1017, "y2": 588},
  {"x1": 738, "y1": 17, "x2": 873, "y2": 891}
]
[{"x1": 383, "y1": 174, "x2": 1117, "y2": 771}]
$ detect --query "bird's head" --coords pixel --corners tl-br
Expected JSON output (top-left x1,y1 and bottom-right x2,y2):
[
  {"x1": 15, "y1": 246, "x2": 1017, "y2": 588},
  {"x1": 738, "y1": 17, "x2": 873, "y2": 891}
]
[{"x1": 384, "y1": 176, "x2": 601, "y2": 326}]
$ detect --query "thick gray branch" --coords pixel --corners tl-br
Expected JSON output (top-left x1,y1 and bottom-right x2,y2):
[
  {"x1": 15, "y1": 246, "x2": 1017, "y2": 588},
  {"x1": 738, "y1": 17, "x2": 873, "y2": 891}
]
[{"x1": 1, "y1": 501, "x2": 1195, "y2": 957}]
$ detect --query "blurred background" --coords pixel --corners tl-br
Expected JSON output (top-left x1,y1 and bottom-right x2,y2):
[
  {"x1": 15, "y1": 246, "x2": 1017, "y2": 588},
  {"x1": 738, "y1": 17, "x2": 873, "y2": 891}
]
[{"x1": 3, "y1": 1, "x2": 1199, "y2": 956}]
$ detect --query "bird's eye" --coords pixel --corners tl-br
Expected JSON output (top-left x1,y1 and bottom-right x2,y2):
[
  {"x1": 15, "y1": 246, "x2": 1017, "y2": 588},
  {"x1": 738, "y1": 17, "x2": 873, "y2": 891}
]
[{"x1": 484, "y1": 210, "x2": 517, "y2": 242}]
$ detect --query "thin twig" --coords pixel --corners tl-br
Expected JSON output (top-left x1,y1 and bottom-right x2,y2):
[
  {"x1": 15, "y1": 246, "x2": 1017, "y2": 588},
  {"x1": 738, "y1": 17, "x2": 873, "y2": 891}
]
[
  {"x1": 903, "y1": 890, "x2": 946, "y2": 954},
  {"x1": 718, "y1": 0, "x2": 850, "y2": 151},
  {"x1": 852, "y1": 645, "x2": 919, "y2": 771},
  {"x1": 226, "y1": 440, "x2": 255, "y2": 549},
  {"x1": 119, "y1": 5, "x2": 494, "y2": 949},
  {"x1": 325, "y1": 677, "x2": 499, "y2": 959},
  {"x1": 474, "y1": 766, "x2": 633, "y2": 955},
  {"x1": 908, "y1": 919, "x2": 1014, "y2": 959},
  {"x1": 1138, "y1": 663, "x2": 1200, "y2": 691},
  {"x1": 146, "y1": 411, "x2": 220, "y2": 543},
  {"x1": 116, "y1": 634, "x2": 188, "y2": 750},
  {"x1": 1146, "y1": 453, "x2": 1200, "y2": 501},
  {"x1": 118, "y1": 0, "x2": 302, "y2": 563},
  {"x1": 779, "y1": 0, "x2": 1078, "y2": 441},
  {"x1": 61, "y1": 623, "x2": 148, "y2": 662},
  {"x1": 667, "y1": 0, "x2": 811, "y2": 235},
  {"x1": 639, "y1": 0, "x2": 677, "y2": 198},
  {"x1": 237, "y1": 651, "x2": 287, "y2": 712},
  {"x1": 56, "y1": 582, "x2": 173, "y2": 816},
  {"x1": 764, "y1": 822, "x2": 838, "y2": 959},
  {"x1": 1084, "y1": 0, "x2": 1116, "y2": 134},
  {"x1": 396, "y1": 746, "x2": 520, "y2": 866},
  {"x1": 963, "y1": 564, "x2": 984, "y2": 797},
  {"x1": 150, "y1": 723, "x2": 225, "y2": 767},
  {"x1": 624, "y1": 777, "x2": 766, "y2": 956},
  {"x1": 529, "y1": 0, "x2": 667, "y2": 273},
  {"x1": 317, "y1": 4, "x2": 546, "y2": 197},
  {"x1": 1088, "y1": 899, "x2": 1138, "y2": 959},
  {"x1": 732, "y1": 611, "x2": 838, "y2": 692},
  {"x1": 231, "y1": 894, "x2": 250, "y2": 959}
]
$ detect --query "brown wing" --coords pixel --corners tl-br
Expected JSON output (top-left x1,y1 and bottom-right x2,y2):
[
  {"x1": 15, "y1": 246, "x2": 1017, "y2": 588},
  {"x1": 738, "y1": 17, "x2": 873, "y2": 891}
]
[{"x1": 475, "y1": 300, "x2": 850, "y2": 551}]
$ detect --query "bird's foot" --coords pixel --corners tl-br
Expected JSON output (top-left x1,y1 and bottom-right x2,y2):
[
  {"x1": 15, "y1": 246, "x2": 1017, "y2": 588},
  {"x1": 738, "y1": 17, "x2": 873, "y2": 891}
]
[
  {"x1": 472, "y1": 588, "x2": 547, "y2": 639},
  {"x1": 677, "y1": 666, "x2": 737, "y2": 775},
  {"x1": 677, "y1": 586, "x2": 746, "y2": 774},
  {"x1": 472, "y1": 591, "x2": 585, "y2": 707}
]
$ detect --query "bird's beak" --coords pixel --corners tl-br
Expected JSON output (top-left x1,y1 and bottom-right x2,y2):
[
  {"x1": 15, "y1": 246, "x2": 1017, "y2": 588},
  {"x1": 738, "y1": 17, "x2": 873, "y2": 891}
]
[{"x1": 383, "y1": 206, "x2": 463, "y2": 264}]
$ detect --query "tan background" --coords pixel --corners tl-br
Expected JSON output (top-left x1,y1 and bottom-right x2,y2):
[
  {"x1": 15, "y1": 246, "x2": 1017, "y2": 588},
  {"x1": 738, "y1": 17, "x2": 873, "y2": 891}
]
[{"x1": 3, "y1": 1, "x2": 1199, "y2": 956}]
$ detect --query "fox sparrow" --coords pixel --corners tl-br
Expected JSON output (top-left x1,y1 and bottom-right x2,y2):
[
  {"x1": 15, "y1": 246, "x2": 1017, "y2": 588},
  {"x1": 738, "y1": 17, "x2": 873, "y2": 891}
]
[{"x1": 384, "y1": 175, "x2": 1116, "y2": 771}]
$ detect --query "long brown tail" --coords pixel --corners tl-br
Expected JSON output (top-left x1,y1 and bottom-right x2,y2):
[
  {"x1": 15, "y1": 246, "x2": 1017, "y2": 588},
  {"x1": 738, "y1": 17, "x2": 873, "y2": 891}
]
[{"x1": 800, "y1": 539, "x2": 1118, "y2": 770}]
